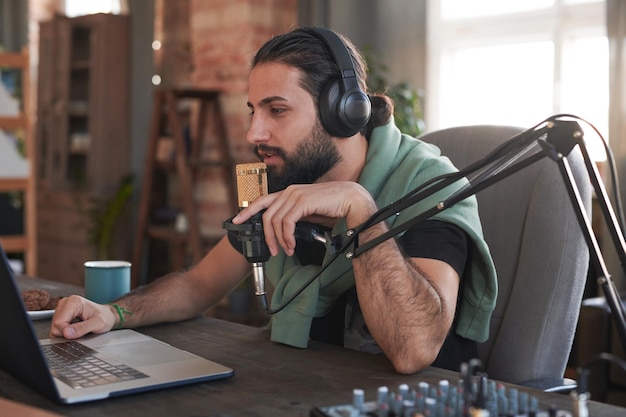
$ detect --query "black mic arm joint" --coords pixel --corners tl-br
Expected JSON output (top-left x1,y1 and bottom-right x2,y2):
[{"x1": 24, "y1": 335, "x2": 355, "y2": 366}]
[{"x1": 295, "y1": 221, "x2": 344, "y2": 255}]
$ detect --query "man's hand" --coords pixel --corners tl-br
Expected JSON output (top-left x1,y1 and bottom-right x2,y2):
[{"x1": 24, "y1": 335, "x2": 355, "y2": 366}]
[
  {"x1": 232, "y1": 182, "x2": 377, "y2": 257},
  {"x1": 49, "y1": 295, "x2": 117, "y2": 339}
]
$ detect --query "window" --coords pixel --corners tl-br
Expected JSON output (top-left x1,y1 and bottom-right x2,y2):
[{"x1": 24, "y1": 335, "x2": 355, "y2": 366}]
[
  {"x1": 427, "y1": 0, "x2": 608, "y2": 160},
  {"x1": 64, "y1": 0, "x2": 125, "y2": 17}
]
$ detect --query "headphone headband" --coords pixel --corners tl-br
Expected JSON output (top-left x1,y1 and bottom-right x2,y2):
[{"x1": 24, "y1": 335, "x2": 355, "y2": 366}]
[{"x1": 306, "y1": 27, "x2": 357, "y2": 80}]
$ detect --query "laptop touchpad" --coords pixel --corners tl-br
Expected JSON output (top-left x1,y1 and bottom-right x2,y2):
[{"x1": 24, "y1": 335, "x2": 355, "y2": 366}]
[{"x1": 97, "y1": 340, "x2": 197, "y2": 367}]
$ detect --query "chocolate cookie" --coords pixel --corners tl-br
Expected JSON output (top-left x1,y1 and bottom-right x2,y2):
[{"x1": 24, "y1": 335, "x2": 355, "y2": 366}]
[{"x1": 21, "y1": 289, "x2": 51, "y2": 311}]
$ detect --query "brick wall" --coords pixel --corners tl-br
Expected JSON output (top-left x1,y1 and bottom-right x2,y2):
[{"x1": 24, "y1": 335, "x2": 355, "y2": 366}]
[
  {"x1": 189, "y1": 0, "x2": 297, "y2": 158},
  {"x1": 158, "y1": 0, "x2": 298, "y2": 237}
]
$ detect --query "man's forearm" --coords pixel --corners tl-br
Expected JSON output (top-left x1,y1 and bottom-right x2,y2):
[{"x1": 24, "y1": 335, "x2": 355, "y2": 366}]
[
  {"x1": 111, "y1": 270, "x2": 213, "y2": 329},
  {"x1": 351, "y1": 221, "x2": 455, "y2": 373}
]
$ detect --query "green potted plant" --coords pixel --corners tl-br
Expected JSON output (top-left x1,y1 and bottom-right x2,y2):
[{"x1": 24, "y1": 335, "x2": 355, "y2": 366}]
[{"x1": 79, "y1": 174, "x2": 134, "y2": 260}]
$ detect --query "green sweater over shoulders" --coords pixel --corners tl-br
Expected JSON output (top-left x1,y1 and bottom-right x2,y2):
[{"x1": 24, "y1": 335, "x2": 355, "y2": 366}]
[{"x1": 265, "y1": 120, "x2": 498, "y2": 348}]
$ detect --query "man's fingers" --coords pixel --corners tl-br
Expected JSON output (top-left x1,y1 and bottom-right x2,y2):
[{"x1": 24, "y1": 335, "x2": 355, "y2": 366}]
[
  {"x1": 62, "y1": 321, "x2": 90, "y2": 339},
  {"x1": 49, "y1": 295, "x2": 114, "y2": 339}
]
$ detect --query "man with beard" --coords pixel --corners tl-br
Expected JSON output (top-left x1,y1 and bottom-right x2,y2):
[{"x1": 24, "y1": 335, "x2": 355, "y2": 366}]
[{"x1": 50, "y1": 27, "x2": 496, "y2": 374}]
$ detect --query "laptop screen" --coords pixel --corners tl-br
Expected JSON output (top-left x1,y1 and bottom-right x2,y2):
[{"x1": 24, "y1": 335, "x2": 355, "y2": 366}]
[{"x1": 0, "y1": 244, "x2": 61, "y2": 401}]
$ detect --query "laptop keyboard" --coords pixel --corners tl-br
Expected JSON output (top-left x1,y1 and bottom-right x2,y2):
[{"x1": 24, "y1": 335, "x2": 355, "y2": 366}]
[{"x1": 42, "y1": 341, "x2": 148, "y2": 389}]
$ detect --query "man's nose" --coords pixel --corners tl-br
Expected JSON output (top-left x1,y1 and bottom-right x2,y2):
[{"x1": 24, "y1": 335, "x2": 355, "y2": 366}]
[{"x1": 246, "y1": 114, "x2": 271, "y2": 144}]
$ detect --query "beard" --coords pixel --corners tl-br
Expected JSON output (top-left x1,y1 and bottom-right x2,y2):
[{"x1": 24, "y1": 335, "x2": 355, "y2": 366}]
[{"x1": 255, "y1": 121, "x2": 342, "y2": 193}]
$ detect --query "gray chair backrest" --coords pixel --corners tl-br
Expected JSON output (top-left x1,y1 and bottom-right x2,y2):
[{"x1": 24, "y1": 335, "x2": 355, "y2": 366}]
[{"x1": 419, "y1": 125, "x2": 591, "y2": 384}]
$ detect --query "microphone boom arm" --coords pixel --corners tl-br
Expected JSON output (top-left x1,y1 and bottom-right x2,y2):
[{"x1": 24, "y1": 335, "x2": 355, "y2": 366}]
[{"x1": 337, "y1": 117, "x2": 626, "y2": 352}]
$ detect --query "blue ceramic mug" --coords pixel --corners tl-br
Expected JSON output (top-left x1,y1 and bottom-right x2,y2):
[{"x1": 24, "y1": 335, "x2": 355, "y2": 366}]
[{"x1": 84, "y1": 260, "x2": 131, "y2": 304}]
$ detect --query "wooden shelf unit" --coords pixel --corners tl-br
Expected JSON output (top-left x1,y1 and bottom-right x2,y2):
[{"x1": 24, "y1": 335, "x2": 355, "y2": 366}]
[
  {"x1": 35, "y1": 14, "x2": 130, "y2": 285},
  {"x1": 0, "y1": 49, "x2": 36, "y2": 275}
]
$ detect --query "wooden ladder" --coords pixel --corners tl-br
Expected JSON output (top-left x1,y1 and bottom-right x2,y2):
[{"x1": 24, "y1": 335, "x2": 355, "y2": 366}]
[{"x1": 132, "y1": 89, "x2": 236, "y2": 287}]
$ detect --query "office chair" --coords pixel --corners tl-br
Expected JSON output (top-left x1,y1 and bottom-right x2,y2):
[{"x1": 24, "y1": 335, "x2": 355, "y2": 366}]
[{"x1": 419, "y1": 125, "x2": 591, "y2": 390}]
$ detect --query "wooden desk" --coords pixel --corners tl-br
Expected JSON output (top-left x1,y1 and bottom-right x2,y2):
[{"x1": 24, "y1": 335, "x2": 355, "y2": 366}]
[{"x1": 4, "y1": 276, "x2": 626, "y2": 417}]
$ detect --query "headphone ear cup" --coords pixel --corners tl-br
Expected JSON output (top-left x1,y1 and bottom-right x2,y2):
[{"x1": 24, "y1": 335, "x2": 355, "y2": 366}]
[
  {"x1": 318, "y1": 79, "x2": 343, "y2": 137},
  {"x1": 319, "y1": 79, "x2": 371, "y2": 138}
]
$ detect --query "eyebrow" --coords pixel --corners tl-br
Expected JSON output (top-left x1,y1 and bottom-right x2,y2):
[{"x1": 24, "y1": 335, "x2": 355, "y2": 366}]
[{"x1": 247, "y1": 95, "x2": 288, "y2": 109}]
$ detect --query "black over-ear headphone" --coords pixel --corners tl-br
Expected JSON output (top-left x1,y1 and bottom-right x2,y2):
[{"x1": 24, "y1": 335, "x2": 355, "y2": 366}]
[{"x1": 305, "y1": 27, "x2": 371, "y2": 138}]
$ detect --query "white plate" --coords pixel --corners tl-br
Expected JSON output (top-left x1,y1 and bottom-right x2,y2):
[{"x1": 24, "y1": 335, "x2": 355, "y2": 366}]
[{"x1": 27, "y1": 309, "x2": 55, "y2": 320}]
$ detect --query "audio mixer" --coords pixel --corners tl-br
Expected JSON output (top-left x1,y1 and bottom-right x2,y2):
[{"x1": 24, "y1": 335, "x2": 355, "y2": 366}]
[{"x1": 310, "y1": 361, "x2": 579, "y2": 417}]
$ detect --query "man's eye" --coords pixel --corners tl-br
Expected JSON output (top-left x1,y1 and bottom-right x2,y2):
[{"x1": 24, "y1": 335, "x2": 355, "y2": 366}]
[{"x1": 271, "y1": 107, "x2": 286, "y2": 115}]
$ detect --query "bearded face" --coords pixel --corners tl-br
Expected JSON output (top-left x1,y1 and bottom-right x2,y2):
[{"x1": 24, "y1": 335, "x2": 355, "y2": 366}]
[{"x1": 255, "y1": 120, "x2": 342, "y2": 193}]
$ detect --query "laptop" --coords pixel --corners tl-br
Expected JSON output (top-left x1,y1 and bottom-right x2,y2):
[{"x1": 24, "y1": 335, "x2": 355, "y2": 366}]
[{"x1": 0, "y1": 243, "x2": 234, "y2": 404}]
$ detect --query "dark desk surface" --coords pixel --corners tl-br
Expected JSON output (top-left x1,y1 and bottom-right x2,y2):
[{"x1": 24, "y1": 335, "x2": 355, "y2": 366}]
[{"x1": 4, "y1": 276, "x2": 626, "y2": 417}]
